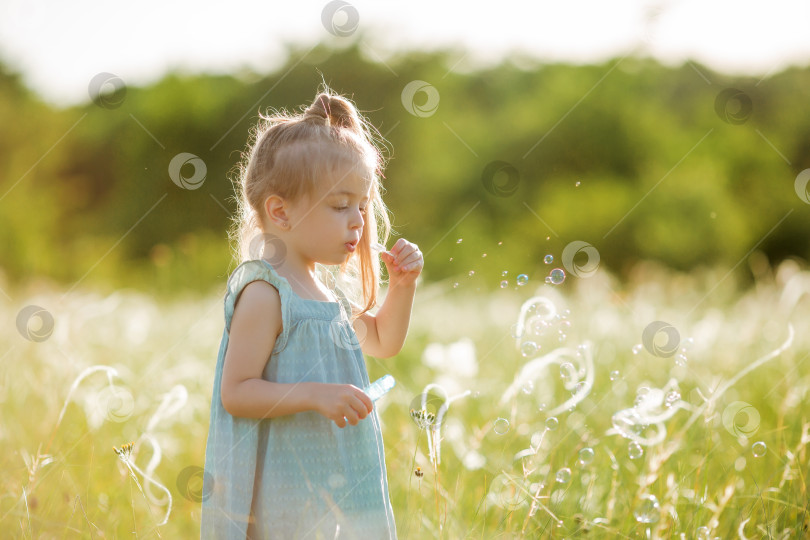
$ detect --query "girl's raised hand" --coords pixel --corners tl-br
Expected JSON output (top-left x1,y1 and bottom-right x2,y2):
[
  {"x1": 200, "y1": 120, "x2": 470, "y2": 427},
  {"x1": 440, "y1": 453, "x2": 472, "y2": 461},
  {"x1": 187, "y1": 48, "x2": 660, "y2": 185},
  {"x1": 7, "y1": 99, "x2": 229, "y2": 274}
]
[
  {"x1": 311, "y1": 383, "x2": 373, "y2": 428},
  {"x1": 380, "y1": 239, "x2": 423, "y2": 288}
]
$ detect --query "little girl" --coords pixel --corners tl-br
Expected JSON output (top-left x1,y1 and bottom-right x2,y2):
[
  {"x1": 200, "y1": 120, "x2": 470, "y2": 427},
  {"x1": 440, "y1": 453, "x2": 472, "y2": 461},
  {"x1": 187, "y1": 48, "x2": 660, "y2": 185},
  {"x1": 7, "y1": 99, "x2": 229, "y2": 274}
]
[{"x1": 200, "y1": 87, "x2": 422, "y2": 539}]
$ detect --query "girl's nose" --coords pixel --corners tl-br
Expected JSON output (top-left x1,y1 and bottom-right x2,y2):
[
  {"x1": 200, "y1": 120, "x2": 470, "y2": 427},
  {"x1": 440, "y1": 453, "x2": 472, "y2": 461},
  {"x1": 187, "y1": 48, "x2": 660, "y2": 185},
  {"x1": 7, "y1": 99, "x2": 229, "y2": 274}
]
[{"x1": 350, "y1": 208, "x2": 365, "y2": 229}]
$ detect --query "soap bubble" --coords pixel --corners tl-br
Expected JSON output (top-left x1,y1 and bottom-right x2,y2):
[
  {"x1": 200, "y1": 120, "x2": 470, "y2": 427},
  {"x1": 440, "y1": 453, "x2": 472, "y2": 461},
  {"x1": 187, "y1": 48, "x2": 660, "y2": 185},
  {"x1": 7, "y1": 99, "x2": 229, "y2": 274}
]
[
  {"x1": 559, "y1": 362, "x2": 575, "y2": 381},
  {"x1": 555, "y1": 468, "x2": 571, "y2": 484},
  {"x1": 545, "y1": 417, "x2": 559, "y2": 430},
  {"x1": 456, "y1": 238, "x2": 463, "y2": 244},
  {"x1": 665, "y1": 390, "x2": 681, "y2": 406},
  {"x1": 575, "y1": 181, "x2": 581, "y2": 187},
  {"x1": 501, "y1": 270, "x2": 508, "y2": 276},
  {"x1": 544, "y1": 254, "x2": 554, "y2": 264},
  {"x1": 500, "y1": 280, "x2": 509, "y2": 289},
  {"x1": 577, "y1": 447, "x2": 595, "y2": 466},
  {"x1": 696, "y1": 526, "x2": 710, "y2": 540},
  {"x1": 516, "y1": 274, "x2": 529, "y2": 286},
  {"x1": 549, "y1": 268, "x2": 565, "y2": 285},
  {"x1": 528, "y1": 317, "x2": 548, "y2": 336},
  {"x1": 545, "y1": 276, "x2": 552, "y2": 284},
  {"x1": 494, "y1": 417, "x2": 510, "y2": 435},
  {"x1": 521, "y1": 380, "x2": 534, "y2": 395},
  {"x1": 468, "y1": 270, "x2": 475, "y2": 277},
  {"x1": 453, "y1": 282, "x2": 459, "y2": 289},
  {"x1": 520, "y1": 341, "x2": 539, "y2": 357},
  {"x1": 609, "y1": 370, "x2": 620, "y2": 381},
  {"x1": 634, "y1": 494, "x2": 660, "y2": 523},
  {"x1": 752, "y1": 441, "x2": 767, "y2": 457},
  {"x1": 675, "y1": 353, "x2": 688, "y2": 366},
  {"x1": 632, "y1": 344, "x2": 643, "y2": 355},
  {"x1": 628, "y1": 441, "x2": 644, "y2": 459}
]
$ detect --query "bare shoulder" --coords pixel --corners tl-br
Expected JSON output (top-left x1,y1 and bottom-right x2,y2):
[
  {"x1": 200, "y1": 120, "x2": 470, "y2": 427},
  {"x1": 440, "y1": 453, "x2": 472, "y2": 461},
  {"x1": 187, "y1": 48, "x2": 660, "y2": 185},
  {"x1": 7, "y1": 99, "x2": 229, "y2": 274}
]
[{"x1": 232, "y1": 280, "x2": 283, "y2": 333}]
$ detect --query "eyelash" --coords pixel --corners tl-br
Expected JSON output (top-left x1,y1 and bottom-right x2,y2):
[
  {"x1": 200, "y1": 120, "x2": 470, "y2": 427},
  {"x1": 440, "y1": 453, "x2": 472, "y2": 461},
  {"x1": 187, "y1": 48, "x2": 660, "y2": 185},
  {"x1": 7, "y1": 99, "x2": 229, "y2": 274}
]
[{"x1": 334, "y1": 205, "x2": 368, "y2": 214}]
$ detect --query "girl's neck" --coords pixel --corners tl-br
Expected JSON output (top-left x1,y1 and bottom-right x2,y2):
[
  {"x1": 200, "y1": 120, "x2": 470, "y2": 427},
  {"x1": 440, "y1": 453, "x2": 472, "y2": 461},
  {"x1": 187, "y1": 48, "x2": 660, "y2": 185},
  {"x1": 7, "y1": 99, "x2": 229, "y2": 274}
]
[{"x1": 264, "y1": 258, "x2": 335, "y2": 302}]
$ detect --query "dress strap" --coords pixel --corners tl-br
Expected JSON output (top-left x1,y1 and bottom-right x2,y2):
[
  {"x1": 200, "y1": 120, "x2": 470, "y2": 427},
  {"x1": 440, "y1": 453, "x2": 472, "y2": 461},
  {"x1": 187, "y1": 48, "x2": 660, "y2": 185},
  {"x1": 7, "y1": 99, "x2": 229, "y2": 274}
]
[{"x1": 223, "y1": 259, "x2": 293, "y2": 354}]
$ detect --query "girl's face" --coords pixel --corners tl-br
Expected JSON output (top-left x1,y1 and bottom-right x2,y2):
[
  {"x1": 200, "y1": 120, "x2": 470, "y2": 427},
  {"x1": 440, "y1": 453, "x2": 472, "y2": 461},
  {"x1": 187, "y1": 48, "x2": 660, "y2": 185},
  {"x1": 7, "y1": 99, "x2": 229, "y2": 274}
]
[{"x1": 285, "y1": 169, "x2": 373, "y2": 268}]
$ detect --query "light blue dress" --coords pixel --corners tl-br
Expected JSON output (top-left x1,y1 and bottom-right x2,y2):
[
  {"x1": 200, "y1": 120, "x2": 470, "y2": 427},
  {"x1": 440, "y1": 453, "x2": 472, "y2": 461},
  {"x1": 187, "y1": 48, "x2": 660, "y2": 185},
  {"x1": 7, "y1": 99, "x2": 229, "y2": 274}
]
[{"x1": 201, "y1": 259, "x2": 397, "y2": 539}]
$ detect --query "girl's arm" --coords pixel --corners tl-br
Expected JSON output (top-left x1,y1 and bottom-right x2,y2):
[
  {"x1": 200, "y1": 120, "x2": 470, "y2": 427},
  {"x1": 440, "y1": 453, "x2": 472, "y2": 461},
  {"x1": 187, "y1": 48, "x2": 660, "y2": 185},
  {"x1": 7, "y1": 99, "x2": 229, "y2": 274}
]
[
  {"x1": 220, "y1": 280, "x2": 372, "y2": 427},
  {"x1": 355, "y1": 239, "x2": 423, "y2": 358}
]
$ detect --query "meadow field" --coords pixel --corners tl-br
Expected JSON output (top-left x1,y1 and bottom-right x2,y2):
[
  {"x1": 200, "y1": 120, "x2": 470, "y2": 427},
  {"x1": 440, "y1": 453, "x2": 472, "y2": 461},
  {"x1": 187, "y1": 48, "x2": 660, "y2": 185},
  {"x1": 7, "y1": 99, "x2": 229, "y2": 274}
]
[{"x1": 2, "y1": 257, "x2": 809, "y2": 538}]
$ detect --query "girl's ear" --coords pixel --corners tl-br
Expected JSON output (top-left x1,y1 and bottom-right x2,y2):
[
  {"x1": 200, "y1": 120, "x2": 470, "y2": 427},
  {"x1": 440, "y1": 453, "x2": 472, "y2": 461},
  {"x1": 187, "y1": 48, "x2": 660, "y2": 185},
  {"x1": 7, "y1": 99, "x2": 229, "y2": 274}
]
[{"x1": 263, "y1": 194, "x2": 291, "y2": 230}]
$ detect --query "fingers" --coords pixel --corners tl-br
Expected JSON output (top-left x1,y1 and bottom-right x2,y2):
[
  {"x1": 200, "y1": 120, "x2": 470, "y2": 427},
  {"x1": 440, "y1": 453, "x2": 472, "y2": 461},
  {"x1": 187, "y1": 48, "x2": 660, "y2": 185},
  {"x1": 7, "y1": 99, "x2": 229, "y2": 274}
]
[
  {"x1": 385, "y1": 239, "x2": 423, "y2": 273},
  {"x1": 358, "y1": 390, "x2": 373, "y2": 414},
  {"x1": 333, "y1": 386, "x2": 373, "y2": 428}
]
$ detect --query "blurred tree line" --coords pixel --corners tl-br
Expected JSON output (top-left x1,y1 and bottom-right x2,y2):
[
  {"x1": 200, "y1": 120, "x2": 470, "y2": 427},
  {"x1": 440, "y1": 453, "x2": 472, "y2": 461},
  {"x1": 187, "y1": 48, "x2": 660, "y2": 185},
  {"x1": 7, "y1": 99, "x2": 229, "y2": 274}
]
[{"x1": 0, "y1": 40, "x2": 808, "y2": 295}]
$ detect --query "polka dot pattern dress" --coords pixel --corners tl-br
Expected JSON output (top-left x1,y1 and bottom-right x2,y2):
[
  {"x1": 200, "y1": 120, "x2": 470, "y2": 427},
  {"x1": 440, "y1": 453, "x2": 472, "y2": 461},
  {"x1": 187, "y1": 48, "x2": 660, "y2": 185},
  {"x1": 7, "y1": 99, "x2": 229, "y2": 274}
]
[{"x1": 201, "y1": 260, "x2": 397, "y2": 539}]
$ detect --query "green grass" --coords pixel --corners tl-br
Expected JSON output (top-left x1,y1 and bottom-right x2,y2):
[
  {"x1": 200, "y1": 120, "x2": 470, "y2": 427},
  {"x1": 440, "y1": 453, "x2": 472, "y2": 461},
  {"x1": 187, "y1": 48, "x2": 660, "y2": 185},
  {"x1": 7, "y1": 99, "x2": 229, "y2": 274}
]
[{"x1": 2, "y1": 260, "x2": 809, "y2": 538}]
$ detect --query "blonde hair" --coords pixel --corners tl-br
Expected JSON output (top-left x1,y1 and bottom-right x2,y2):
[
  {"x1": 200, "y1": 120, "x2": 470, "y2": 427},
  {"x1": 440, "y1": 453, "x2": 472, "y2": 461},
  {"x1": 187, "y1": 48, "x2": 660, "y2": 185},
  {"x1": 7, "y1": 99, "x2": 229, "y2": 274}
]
[{"x1": 229, "y1": 84, "x2": 391, "y2": 315}]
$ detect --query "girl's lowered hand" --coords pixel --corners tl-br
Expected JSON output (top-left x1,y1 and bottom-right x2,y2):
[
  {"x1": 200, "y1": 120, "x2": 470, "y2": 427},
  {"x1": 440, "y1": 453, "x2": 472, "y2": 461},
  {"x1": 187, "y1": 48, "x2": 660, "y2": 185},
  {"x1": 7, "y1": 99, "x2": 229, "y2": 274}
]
[
  {"x1": 380, "y1": 238, "x2": 423, "y2": 288},
  {"x1": 311, "y1": 383, "x2": 373, "y2": 428}
]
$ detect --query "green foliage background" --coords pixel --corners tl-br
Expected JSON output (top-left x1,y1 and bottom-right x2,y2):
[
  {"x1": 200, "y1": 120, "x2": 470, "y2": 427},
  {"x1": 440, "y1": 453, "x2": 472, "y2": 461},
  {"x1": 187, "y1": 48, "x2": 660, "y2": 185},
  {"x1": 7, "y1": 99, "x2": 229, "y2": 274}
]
[{"x1": 0, "y1": 40, "x2": 808, "y2": 294}]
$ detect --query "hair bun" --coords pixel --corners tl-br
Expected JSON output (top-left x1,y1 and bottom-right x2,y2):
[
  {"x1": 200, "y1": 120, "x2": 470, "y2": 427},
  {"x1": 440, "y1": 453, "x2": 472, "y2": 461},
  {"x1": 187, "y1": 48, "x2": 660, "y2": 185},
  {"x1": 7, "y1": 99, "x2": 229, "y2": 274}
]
[{"x1": 303, "y1": 93, "x2": 359, "y2": 130}]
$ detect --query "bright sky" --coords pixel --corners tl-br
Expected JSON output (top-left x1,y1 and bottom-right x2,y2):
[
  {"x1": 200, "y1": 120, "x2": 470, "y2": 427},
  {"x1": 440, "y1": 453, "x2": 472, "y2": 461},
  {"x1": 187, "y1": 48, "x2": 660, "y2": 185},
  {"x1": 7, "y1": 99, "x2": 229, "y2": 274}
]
[{"x1": 1, "y1": 0, "x2": 808, "y2": 108}]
